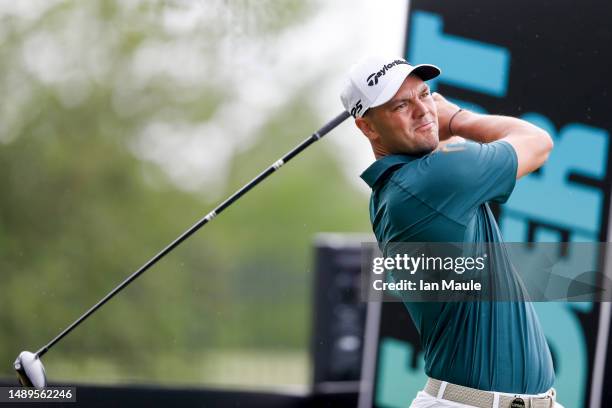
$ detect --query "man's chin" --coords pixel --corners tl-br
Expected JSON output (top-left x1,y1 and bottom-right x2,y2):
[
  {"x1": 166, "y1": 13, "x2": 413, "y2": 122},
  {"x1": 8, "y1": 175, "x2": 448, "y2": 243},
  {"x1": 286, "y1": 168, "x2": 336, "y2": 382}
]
[
  {"x1": 413, "y1": 139, "x2": 439, "y2": 155},
  {"x1": 388, "y1": 136, "x2": 439, "y2": 156},
  {"x1": 420, "y1": 146, "x2": 437, "y2": 155},
  {"x1": 395, "y1": 145, "x2": 436, "y2": 156}
]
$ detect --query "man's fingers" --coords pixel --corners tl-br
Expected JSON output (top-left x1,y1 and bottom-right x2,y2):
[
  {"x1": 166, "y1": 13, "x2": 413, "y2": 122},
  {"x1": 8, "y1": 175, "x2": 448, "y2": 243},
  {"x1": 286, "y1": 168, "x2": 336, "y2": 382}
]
[{"x1": 432, "y1": 92, "x2": 448, "y2": 105}]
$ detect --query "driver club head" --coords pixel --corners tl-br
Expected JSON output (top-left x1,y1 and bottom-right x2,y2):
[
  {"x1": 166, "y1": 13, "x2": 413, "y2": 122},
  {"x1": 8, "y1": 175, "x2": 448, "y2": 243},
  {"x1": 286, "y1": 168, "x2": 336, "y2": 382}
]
[{"x1": 14, "y1": 351, "x2": 47, "y2": 389}]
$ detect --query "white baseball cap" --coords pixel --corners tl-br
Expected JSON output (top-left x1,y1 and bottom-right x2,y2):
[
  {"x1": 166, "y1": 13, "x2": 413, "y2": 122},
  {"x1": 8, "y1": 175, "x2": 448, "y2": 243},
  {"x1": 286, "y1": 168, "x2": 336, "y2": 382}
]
[{"x1": 340, "y1": 55, "x2": 441, "y2": 118}]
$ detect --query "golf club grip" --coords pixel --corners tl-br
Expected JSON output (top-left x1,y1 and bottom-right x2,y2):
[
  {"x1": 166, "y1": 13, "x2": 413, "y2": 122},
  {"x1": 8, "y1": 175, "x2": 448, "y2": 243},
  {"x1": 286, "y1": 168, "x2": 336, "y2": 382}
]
[
  {"x1": 318, "y1": 110, "x2": 351, "y2": 136},
  {"x1": 36, "y1": 111, "x2": 350, "y2": 358}
]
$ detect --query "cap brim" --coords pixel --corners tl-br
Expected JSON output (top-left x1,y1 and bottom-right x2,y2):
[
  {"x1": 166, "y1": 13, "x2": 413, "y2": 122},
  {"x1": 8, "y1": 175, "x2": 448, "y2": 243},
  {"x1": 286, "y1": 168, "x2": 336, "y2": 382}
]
[
  {"x1": 370, "y1": 63, "x2": 441, "y2": 109},
  {"x1": 411, "y1": 64, "x2": 441, "y2": 81}
]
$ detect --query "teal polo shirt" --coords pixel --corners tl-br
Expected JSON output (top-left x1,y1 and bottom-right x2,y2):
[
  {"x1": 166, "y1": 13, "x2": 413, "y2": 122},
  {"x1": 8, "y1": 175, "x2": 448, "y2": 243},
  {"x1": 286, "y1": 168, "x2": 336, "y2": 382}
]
[{"x1": 361, "y1": 140, "x2": 555, "y2": 394}]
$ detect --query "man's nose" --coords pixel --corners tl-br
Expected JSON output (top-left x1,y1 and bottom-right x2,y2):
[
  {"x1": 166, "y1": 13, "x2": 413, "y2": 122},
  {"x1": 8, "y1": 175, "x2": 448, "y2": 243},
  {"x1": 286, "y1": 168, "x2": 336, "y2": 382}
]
[{"x1": 413, "y1": 99, "x2": 428, "y2": 117}]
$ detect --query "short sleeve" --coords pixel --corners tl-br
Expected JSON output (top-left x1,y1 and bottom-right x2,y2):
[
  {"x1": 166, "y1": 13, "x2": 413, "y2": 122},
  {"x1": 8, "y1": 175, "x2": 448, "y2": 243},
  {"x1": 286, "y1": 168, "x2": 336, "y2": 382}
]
[
  {"x1": 395, "y1": 140, "x2": 518, "y2": 220},
  {"x1": 457, "y1": 140, "x2": 518, "y2": 204}
]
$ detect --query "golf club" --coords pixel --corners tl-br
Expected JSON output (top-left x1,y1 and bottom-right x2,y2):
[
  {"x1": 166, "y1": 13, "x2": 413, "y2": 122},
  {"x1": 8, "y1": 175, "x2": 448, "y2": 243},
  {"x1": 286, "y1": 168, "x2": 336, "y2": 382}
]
[{"x1": 14, "y1": 110, "x2": 351, "y2": 388}]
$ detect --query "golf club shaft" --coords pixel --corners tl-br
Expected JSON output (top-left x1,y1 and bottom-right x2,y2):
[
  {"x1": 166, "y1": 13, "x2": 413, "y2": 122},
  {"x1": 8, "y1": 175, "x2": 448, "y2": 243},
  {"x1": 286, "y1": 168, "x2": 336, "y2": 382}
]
[{"x1": 36, "y1": 110, "x2": 351, "y2": 358}]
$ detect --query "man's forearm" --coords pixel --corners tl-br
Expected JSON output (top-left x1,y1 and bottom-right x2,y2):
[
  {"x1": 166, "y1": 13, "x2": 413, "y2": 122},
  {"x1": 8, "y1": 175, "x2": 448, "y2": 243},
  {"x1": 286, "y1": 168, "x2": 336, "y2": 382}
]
[
  {"x1": 451, "y1": 110, "x2": 543, "y2": 144},
  {"x1": 449, "y1": 109, "x2": 553, "y2": 179},
  {"x1": 433, "y1": 93, "x2": 553, "y2": 179}
]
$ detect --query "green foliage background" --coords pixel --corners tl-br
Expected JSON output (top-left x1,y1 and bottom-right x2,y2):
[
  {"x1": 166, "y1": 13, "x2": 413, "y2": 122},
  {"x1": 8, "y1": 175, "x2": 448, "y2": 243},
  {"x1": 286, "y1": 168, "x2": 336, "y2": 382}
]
[{"x1": 0, "y1": 0, "x2": 370, "y2": 387}]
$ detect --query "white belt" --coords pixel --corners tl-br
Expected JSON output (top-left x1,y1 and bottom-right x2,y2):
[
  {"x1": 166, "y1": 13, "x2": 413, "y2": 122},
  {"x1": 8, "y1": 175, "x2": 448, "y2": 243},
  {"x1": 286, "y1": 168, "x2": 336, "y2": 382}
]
[{"x1": 425, "y1": 378, "x2": 556, "y2": 408}]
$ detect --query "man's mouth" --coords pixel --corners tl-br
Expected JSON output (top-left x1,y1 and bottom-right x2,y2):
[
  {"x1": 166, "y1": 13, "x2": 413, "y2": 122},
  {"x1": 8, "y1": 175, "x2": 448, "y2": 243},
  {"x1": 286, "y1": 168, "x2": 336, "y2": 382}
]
[{"x1": 415, "y1": 121, "x2": 434, "y2": 131}]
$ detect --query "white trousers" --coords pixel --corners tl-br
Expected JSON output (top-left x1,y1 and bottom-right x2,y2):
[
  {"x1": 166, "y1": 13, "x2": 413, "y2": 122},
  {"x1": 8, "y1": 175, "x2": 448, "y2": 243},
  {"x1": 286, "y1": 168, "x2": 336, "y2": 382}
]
[{"x1": 409, "y1": 390, "x2": 565, "y2": 408}]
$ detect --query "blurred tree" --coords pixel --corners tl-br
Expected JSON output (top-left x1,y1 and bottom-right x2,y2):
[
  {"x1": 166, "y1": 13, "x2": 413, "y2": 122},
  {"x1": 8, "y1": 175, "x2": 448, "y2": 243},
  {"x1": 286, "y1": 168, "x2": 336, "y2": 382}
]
[{"x1": 0, "y1": 0, "x2": 370, "y2": 386}]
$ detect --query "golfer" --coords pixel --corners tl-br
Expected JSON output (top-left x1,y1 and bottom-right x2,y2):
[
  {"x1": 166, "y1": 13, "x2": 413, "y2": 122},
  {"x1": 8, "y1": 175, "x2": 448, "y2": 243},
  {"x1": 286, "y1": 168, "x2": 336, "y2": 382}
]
[{"x1": 341, "y1": 55, "x2": 563, "y2": 408}]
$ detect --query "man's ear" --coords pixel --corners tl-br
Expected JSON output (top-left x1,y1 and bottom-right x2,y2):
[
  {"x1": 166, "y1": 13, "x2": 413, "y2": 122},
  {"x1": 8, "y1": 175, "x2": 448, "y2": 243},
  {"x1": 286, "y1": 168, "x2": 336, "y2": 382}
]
[{"x1": 355, "y1": 116, "x2": 378, "y2": 142}]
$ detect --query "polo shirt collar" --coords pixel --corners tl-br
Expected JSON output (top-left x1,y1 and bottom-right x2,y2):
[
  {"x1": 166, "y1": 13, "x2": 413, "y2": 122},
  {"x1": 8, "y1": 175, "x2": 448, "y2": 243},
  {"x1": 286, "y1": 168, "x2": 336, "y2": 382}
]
[{"x1": 360, "y1": 154, "x2": 421, "y2": 189}]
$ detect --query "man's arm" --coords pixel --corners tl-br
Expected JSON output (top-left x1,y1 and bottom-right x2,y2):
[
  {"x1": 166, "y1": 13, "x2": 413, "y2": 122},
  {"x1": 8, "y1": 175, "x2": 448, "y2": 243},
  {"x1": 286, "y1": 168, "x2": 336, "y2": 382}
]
[{"x1": 433, "y1": 93, "x2": 553, "y2": 179}]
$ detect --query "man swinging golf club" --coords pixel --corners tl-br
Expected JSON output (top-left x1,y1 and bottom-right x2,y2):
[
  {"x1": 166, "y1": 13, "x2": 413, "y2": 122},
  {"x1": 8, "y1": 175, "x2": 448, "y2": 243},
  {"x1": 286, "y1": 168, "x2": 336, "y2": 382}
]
[{"x1": 341, "y1": 55, "x2": 564, "y2": 407}]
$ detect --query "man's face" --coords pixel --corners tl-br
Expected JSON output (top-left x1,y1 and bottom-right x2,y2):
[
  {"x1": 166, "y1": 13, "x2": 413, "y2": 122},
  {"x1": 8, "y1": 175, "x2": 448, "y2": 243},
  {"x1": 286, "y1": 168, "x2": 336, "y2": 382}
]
[{"x1": 360, "y1": 74, "x2": 439, "y2": 156}]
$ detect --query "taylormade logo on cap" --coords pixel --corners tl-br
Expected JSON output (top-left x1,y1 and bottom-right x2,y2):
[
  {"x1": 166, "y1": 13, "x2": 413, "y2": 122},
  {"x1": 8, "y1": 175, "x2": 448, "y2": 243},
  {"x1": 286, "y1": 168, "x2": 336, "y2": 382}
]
[
  {"x1": 366, "y1": 59, "x2": 409, "y2": 86},
  {"x1": 340, "y1": 55, "x2": 441, "y2": 118}
]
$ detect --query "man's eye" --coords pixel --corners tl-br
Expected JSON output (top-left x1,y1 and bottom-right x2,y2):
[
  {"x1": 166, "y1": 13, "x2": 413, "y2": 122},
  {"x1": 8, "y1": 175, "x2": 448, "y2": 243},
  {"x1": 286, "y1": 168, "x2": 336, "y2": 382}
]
[
  {"x1": 421, "y1": 91, "x2": 430, "y2": 98},
  {"x1": 395, "y1": 103, "x2": 407, "y2": 110}
]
